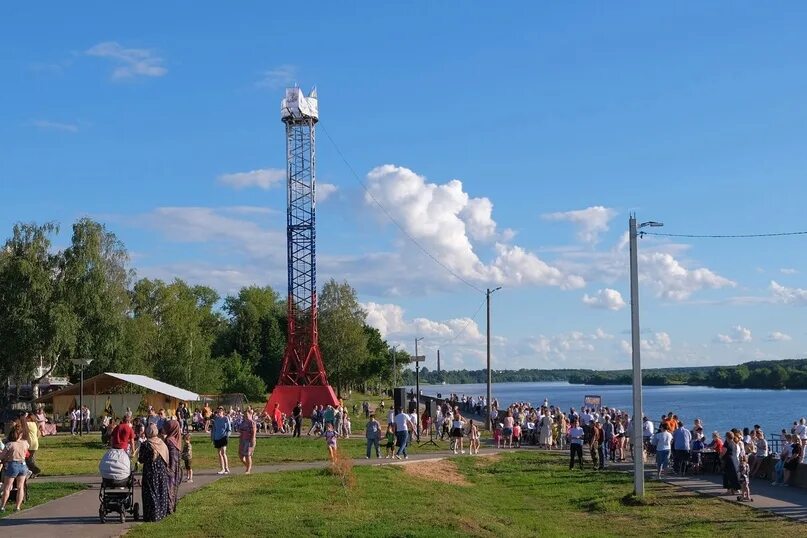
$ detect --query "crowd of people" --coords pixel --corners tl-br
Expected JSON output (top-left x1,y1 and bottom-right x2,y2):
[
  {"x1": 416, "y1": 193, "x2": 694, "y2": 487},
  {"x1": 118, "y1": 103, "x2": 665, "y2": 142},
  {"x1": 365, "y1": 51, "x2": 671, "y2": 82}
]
[{"x1": 3, "y1": 394, "x2": 804, "y2": 518}]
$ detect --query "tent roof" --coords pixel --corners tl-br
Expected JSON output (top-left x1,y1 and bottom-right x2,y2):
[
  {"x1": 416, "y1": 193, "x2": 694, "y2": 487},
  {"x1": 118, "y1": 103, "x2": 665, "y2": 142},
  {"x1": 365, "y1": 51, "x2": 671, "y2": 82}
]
[{"x1": 35, "y1": 372, "x2": 199, "y2": 403}]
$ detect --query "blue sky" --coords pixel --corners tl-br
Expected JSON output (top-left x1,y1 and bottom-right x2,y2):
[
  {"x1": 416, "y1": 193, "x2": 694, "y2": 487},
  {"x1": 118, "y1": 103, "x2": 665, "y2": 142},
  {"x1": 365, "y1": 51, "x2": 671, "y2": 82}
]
[{"x1": 3, "y1": 3, "x2": 807, "y2": 370}]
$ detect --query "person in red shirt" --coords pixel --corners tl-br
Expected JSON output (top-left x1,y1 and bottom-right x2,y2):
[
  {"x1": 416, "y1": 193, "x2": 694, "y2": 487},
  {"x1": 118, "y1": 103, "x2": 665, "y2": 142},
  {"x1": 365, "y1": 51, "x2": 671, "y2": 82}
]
[
  {"x1": 272, "y1": 404, "x2": 283, "y2": 434},
  {"x1": 110, "y1": 413, "x2": 136, "y2": 455}
]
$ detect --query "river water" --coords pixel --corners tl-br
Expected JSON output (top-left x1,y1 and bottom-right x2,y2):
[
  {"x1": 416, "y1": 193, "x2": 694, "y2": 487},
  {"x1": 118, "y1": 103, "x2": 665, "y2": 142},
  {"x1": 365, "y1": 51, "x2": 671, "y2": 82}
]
[{"x1": 417, "y1": 382, "x2": 807, "y2": 437}]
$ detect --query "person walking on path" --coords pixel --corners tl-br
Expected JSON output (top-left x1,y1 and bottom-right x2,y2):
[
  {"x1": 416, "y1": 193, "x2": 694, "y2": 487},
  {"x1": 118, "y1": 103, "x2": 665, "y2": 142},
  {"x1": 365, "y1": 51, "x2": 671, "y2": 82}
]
[
  {"x1": 23, "y1": 414, "x2": 42, "y2": 478},
  {"x1": 211, "y1": 406, "x2": 231, "y2": 475},
  {"x1": 292, "y1": 401, "x2": 303, "y2": 438},
  {"x1": 138, "y1": 424, "x2": 170, "y2": 522},
  {"x1": 568, "y1": 418, "x2": 585, "y2": 470},
  {"x1": 239, "y1": 408, "x2": 257, "y2": 474},
  {"x1": 161, "y1": 419, "x2": 182, "y2": 514},
  {"x1": 652, "y1": 423, "x2": 673, "y2": 479},
  {"x1": 393, "y1": 407, "x2": 414, "y2": 460},
  {"x1": 468, "y1": 420, "x2": 480, "y2": 455},
  {"x1": 673, "y1": 421, "x2": 692, "y2": 476},
  {"x1": 324, "y1": 423, "x2": 338, "y2": 463},
  {"x1": 0, "y1": 426, "x2": 29, "y2": 512},
  {"x1": 109, "y1": 413, "x2": 136, "y2": 455},
  {"x1": 365, "y1": 414, "x2": 381, "y2": 459}
]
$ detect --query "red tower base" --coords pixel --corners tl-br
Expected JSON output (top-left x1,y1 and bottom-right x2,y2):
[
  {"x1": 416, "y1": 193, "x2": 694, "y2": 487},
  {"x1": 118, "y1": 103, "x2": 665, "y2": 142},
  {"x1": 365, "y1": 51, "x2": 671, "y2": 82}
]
[{"x1": 264, "y1": 384, "x2": 339, "y2": 416}]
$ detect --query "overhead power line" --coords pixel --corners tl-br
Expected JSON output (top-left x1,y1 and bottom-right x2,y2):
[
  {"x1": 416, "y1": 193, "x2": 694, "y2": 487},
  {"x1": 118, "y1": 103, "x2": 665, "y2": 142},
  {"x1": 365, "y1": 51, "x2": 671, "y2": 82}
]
[
  {"x1": 440, "y1": 296, "x2": 488, "y2": 347},
  {"x1": 642, "y1": 230, "x2": 807, "y2": 239},
  {"x1": 320, "y1": 123, "x2": 485, "y2": 295}
]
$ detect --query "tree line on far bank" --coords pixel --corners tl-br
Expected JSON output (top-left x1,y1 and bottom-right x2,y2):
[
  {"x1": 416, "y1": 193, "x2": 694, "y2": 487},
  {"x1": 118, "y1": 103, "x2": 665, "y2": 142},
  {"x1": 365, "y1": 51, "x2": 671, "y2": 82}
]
[
  {"x1": 403, "y1": 360, "x2": 807, "y2": 391},
  {"x1": 0, "y1": 220, "x2": 411, "y2": 403}
]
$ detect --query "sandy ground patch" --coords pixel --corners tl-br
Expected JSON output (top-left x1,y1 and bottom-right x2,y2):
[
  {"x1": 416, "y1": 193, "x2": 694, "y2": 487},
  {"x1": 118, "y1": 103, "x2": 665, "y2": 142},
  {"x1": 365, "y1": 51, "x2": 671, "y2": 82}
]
[{"x1": 403, "y1": 459, "x2": 471, "y2": 486}]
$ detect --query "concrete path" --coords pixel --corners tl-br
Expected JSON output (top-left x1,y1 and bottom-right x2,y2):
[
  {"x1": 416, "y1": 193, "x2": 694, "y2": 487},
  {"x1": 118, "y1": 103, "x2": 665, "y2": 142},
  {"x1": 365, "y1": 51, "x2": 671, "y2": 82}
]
[
  {"x1": 0, "y1": 450, "x2": 480, "y2": 538},
  {"x1": 662, "y1": 473, "x2": 807, "y2": 523}
]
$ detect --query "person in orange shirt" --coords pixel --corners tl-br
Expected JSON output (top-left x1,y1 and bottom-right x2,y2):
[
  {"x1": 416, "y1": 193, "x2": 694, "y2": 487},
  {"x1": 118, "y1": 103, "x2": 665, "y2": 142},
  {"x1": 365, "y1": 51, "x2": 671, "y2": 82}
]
[{"x1": 272, "y1": 403, "x2": 283, "y2": 434}]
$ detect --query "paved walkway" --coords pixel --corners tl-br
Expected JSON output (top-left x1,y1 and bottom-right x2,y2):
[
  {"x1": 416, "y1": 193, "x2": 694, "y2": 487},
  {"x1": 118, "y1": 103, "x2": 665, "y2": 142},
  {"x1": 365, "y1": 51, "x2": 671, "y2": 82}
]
[
  {"x1": 662, "y1": 473, "x2": 807, "y2": 523},
  {"x1": 0, "y1": 451, "x2": 476, "y2": 538}
]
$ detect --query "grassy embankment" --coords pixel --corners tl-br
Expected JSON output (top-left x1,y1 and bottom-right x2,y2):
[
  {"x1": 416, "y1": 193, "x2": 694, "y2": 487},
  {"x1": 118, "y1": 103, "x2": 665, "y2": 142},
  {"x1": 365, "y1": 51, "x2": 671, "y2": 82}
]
[
  {"x1": 127, "y1": 451, "x2": 801, "y2": 537},
  {"x1": 37, "y1": 430, "x2": 446, "y2": 477},
  {"x1": 37, "y1": 391, "x2": 467, "y2": 476},
  {"x1": 0, "y1": 482, "x2": 87, "y2": 519}
]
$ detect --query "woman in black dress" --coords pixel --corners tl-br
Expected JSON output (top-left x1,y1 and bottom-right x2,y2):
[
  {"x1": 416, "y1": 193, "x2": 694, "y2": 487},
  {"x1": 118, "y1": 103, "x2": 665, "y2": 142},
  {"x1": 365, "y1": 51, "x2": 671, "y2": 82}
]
[
  {"x1": 722, "y1": 431, "x2": 741, "y2": 494},
  {"x1": 162, "y1": 419, "x2": 182, "y2": 514},
  {"x1": 138, "y1": 424, "x2": 170, "y2": 522}
]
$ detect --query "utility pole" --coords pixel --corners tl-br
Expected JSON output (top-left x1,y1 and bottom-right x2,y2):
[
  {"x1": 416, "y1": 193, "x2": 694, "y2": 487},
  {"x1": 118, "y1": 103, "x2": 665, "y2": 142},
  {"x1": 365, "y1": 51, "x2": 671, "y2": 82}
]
[
  {"x1": 629, "y1": 214, "x2": 663, "y2": 497},
  {"x1": 486, "y1": 287, "x2": 501, "y2": 429},
  {"x1": 391, "y1": 344, "x2": 398, "y2": 388},
  {"x1": 414, "y1": 337, "x2": 424, "y2": 441}
]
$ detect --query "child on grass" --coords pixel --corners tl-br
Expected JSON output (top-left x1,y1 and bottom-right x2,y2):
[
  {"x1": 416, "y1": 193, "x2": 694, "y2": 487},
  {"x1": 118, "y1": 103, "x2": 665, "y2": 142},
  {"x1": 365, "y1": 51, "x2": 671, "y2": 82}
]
[
  {"x1": 182, "y1": 433, "x2": 193, "y2": 483},
  {"x1": 384, "y1": 424, "x2": 395, "y2": 459},
  {"x1": 325, "y1": 422, "x2": 338, "y2": 463}
]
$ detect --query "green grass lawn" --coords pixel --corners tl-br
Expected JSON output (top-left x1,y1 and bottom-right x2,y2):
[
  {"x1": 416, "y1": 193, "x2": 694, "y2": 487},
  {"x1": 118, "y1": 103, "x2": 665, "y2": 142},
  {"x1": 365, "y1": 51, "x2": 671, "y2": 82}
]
[
  {"x1": 127, "y1": 451, "x2": 801, "y2": 537},
  {"x1": 0, "y1": 482, "x2": 87, "y2": 518},
  {"x1": 36, "y1": 431, "x2": 450, "y2": 476}
]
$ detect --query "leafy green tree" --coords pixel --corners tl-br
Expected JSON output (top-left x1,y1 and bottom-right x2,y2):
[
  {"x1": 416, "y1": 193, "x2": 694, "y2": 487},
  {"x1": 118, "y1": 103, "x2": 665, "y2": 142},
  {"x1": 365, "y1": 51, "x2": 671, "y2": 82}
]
[
  {"x1": 219, "y1": 351, "x2": 268, "y2": 401},
  {"x1": 220, "y1": 286, "x2": 285, "y2": 388},
  {"x1": 60, "y1": 219, "x2": 131, "y2": 375},
  {"x1": 318, "y1": 279, "x2": 369, "y2": 396},
  {"x1": 0, "y1": 223, "x2": 77, "y2": 394},
  {"x1": 131, "y1": 278, "x2": 224, "y2": 393}
]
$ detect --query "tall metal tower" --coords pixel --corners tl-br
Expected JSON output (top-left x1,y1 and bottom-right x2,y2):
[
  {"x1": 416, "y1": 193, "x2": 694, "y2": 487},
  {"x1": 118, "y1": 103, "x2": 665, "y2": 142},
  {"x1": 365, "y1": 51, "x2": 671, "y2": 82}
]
[{"x1": 265, "y1": 87, "x2": 339, "y2": 415}]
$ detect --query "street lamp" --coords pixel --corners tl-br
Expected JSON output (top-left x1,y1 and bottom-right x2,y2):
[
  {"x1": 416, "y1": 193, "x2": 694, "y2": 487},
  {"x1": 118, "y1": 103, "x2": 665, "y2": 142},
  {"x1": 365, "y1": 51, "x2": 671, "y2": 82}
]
[
  {"x1": 70, "y1": 358, "x2": 94, "y2": 437},
  {"x1": 629, "y1": 215, "x2": 663, "y2": 497},
  {"x1": 486, "y1": 287, "x2": 502, "y2": 430},
  {"x1": 414, "y1": 337, "x2": 424, "y2": 441}
]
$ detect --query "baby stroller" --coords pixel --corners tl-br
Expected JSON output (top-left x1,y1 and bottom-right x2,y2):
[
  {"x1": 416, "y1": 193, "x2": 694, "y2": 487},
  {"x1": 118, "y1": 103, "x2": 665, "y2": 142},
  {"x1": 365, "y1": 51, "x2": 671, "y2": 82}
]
[{"x1": 98, "y1": 448, "x2": 139, "y2": 523}]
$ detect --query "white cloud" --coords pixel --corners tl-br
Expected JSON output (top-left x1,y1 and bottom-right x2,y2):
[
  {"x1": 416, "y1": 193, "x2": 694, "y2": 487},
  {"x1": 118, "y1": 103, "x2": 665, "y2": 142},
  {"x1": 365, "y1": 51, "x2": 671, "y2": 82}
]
[
  {"x1": 640, "y1": 250, "x2": 735, "y2": 301},
  {"x1": 766, "y1": 331, "x2": 792, "y2": 342},
  {"x1": 770, "y1": 280, "x2": 807, "y2": 305},
  {"x1": 139, "y1": 207, "x2": 285, "y2": 262},
  {"x1": 715, "y1": 325, "x2": 752, "y2": 344},
  {"x1": 780, "y1": 268, "x2": 799, "y2": 275},
  {"x1": 28, "y1": 119, "x2": 79, "y2": 133},
  {"x1": 86, "y1": 41, "x2": 166, "y2": 80},
  {"x1": 363, "y1": 301, "x2": 485, "y2": 346},
  {"x1": 364, "y1": 165, "x2": 584, "y2": 290},
  {"x1": 619, "y1": 332, "x2": 672, "y2": 364},
  {"x1": 551, "y1": 233, "x2": 733, "y2": 301},
  {"x1": 542, "y1": 206, "x2": 617, "y2": 244},
  {"x1": 256, "y1": 64, "x2": 297, "y2": 89},
  {"x1": 582, "y1": 288, "x2": 626, "y2": 311},
  {"x1": 218, "y1": 168, "x2": 285, "y2": 190},
  {"x1": 318, "y1": 183, "x2": 338, "y2": 203}
]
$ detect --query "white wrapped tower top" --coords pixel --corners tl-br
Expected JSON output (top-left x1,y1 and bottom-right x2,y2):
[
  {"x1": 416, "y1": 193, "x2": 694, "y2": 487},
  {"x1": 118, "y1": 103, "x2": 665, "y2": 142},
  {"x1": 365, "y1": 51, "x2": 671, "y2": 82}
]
[{"x1": 281, "y1": 87, "x2": 318, "y2": 122}]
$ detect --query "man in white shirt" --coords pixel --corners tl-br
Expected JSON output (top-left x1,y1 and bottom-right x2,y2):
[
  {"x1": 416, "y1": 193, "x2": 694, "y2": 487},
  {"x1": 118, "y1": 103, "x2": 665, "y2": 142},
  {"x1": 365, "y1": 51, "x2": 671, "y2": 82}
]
[
  {"x1": 70, "y1": 408, "x2": 79, "y2": 435},
  {"x1": 796, "y1": 418, "x2": 807, "y2": 462},
  {"x1": 393, "y1": 408, "x2": 414, "y2": 460},
  {"x1": 568, "y1": 419, "x2": 585, "y2": 469}
]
